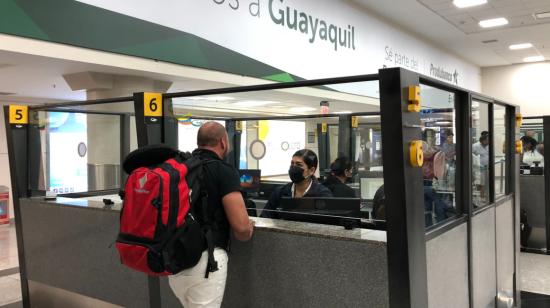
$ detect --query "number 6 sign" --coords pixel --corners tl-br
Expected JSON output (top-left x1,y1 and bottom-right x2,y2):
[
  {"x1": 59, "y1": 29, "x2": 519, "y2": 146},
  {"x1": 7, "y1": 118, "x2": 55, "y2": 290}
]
[{"x1": 144, "y1": 93, "x2": 163, "y2": 117}]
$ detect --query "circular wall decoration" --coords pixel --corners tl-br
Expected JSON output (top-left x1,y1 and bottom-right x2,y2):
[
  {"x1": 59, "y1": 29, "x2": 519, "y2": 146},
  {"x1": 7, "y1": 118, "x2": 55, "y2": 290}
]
[
  {"x1": 281, "y1": 141, "x2": 290, "y2": 151},
  {"x1": 77, "y1": 142, "x2": 87, "y2": 157},
  {"x1": 250, "y1": 139, "x2": 267, "y2": 160}
]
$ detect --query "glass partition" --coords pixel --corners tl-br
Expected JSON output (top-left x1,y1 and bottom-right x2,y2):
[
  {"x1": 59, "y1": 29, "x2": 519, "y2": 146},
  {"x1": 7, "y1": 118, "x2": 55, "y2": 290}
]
[
  {"x1": 178, "y1": 119, "x2": 226, "y2": 153},
  {"x1": 420, "y1": 84, "x2": 457, "y2": 227},
  {"x1": 472, "y1": 100, "x2": 491, "y2": 208},
  {"x1": 520, "y1": 118, "x2": 544, "y2": 168},
  {"x1": 173, "y1": 80, "x2": 381, "y2": 229},
  {"x1": 493, "y1": 104, "x2": 507, "y2": 198},
  {"x1": 33, "y1": 101, "x2": 135, "y2": 194},
  {"x1": 352, "y1": 115, "x2": 384, "y2": 223},
  {"x1": 238, "y1": 118, "x2": 323, "y2": 181}
]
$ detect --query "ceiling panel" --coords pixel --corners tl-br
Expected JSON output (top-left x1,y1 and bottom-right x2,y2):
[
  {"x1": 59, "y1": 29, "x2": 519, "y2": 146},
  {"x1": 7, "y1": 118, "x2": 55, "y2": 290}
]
[{"x1": 352, "y1": 0, "x2": 550, "y2": 66}]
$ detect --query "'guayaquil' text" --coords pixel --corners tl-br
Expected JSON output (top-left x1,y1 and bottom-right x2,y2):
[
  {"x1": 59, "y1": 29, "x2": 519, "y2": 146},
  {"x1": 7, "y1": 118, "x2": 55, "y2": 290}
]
[{"x1": 269, "y1": 0, "x2": 356, "y2": 51}]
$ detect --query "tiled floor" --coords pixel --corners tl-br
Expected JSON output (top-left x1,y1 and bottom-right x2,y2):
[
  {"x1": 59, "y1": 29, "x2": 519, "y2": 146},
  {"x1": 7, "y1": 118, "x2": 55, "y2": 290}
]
[
  {"x1": 0, "y1": 274, "x2": 21, "y2": 307},
  {"x1": 0, "y1": 224, "x2": 18, "y2": 272},
  {"x1": 0, "y1": 224, "x2": 21, "y2": 307},
  {"x1": 522, "y1": 291, "x2": 550, "y2": 308},
  {"x1": 521, "y1": 252, "x2": 550, "y2": 295}
]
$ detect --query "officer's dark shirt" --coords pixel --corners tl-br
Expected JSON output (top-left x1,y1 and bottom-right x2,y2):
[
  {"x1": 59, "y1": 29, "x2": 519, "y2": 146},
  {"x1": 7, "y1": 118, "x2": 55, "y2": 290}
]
[
  {"x1": 193, "y1": 149, "x2": 241, "y2": 249},
  {"x1": 261, "y1": 180, "x2": 333, "y2": 218},
  {"x1": 322, "y1": 175, "x2": 356, "y2": 198}
]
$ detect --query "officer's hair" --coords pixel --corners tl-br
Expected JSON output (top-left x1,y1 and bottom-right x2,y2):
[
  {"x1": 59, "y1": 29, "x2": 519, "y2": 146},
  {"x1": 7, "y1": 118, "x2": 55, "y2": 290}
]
[{"x1": 293, "y1": 149, "x2": 318, "y2": 171}]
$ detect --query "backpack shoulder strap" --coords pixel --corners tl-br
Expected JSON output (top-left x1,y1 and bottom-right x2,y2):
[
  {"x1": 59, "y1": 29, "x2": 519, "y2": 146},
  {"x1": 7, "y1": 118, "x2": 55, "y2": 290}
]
[{"x1": 188, "y1": 156, "x2": 220, "y2": 278}]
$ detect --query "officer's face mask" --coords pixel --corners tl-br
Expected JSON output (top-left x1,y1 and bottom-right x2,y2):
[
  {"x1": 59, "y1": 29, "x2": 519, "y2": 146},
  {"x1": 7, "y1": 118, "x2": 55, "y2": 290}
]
[
  {"x1": 344, "y1": 169, "x2": 353, "y2": 183},
  {"x1": 288, "y1": 165, "x2": 306, "y2": 183}
]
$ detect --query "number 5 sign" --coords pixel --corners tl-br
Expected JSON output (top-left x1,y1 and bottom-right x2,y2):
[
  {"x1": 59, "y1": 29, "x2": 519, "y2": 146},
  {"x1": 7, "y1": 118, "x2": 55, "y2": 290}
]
[
  {"x1": 9, "y1": 105, "x2": 28, "y2": 125},
  {"x1": 144, "y1": 93, "x2": 163, "y2": 117}
]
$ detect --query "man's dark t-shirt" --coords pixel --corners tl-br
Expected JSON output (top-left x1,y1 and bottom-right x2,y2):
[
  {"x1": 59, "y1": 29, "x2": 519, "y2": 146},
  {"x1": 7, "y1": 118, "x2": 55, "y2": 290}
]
[{"x1": 193, "y1": 149, "x2": 241, "y2": 249}]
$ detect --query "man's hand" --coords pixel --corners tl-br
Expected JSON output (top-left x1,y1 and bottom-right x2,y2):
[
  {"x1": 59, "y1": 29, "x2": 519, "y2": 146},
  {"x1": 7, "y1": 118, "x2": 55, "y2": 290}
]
[{"x1": 222, "y1": 192, "x2": 254, "y2": 241}]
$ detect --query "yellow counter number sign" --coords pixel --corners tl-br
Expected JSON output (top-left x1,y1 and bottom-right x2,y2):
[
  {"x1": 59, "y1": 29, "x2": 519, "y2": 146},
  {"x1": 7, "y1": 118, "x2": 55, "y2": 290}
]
[
  {"x1": 9, "y1": 105, "x2": 28, "y2": 125},
  {"x1": 144, "y1": 93, "x2": 163, "y2": 117}
]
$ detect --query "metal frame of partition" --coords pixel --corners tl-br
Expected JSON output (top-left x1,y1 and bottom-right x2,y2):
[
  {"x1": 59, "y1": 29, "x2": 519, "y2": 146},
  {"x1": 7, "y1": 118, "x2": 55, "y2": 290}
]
[
  {"x1": 4, "y1": 68, "x2": 521, "y2": 308},
  {"x1": 3, "y1": 104, "x2": 135, "y2": 307},
  {"x1": 400, "y1": 70, "x2": 520, "y2": 307}
]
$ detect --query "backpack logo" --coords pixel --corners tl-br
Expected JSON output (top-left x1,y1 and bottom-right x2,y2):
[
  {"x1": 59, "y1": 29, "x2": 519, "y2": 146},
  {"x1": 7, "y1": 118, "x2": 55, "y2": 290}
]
[
  {"x1": 134, "y1": 173, "x2": 150, "y2": 194},
  {"x1": 139, "y1": 174, "x2": 147, "y2": 188}
]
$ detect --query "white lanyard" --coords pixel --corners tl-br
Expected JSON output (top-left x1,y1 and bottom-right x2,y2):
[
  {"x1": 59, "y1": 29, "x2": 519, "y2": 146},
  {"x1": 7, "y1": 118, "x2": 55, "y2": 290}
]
[{"x1": 291, "y1": 179, "x2": 313, "y2": 197}]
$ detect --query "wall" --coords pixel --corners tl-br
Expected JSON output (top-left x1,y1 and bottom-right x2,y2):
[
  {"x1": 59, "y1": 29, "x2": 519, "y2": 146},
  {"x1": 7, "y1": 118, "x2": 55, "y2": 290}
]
[
  {"x1": 74, "y1": 0, "x2": 481, "y2": 91},
  {"x1": 0, "y1": 0, "x2": 481, "y2": 92},
  {"x1": 482, "y1": 62, "x2": 550, "y2": 116}
]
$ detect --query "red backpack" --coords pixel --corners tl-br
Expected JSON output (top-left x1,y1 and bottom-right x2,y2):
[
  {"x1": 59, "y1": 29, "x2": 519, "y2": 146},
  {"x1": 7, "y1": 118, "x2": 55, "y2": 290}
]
[{"x1": 116, "y1": 145, "x2": 218, "y2": 277}]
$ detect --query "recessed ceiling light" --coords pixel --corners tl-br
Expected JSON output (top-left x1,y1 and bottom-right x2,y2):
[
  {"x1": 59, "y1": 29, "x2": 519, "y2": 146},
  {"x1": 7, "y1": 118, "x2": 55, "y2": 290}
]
[
  {"x1": 534, "y1": 11, "x2": 550, "y2": 19},
  {"x1": 290, "y1": 107, "x2": 316, "y2": 113},
  {"x1": 479, "y1": 18, "x2": 509, "y2": 28},
  {"x1": 524, "y1": 56, "x2": 545, "y2": 63},
  {"x1": 509, "y1": 43, "x2": 533, "y2": 50},
  {"x1": 453, "y1": 0, "x2": 487, "y2": 8}
]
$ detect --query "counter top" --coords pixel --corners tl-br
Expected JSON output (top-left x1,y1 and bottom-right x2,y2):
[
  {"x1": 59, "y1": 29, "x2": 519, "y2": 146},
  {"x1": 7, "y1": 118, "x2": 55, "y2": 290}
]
[
  {"x1": 250, "y1": 217, "x2": 386, "y2": 244},
  {"x1": 21, "y1": 197, "x2": 387, "y2": 245},
  {"x1": 24, "y1": 196, "x2": 122, "y2": 212}
]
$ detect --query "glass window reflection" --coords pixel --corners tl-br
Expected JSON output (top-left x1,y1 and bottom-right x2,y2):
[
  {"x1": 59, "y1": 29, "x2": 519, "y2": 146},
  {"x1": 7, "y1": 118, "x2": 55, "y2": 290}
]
[
  {"x1": 493, "y1": 105, "x2": 507, "y2": 198},
  {"x1": 420, "y1": 85, "x2": 457, "y2": 228},
  {"x1": 472, "y1": 101, "x2": 490, "y2": 207}
]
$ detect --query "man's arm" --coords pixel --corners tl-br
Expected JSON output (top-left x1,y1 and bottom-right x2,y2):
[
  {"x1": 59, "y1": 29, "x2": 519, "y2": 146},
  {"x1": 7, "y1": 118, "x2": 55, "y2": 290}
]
[{"x1": 222, "y1": 192, "x2": 254, "y2": 241}]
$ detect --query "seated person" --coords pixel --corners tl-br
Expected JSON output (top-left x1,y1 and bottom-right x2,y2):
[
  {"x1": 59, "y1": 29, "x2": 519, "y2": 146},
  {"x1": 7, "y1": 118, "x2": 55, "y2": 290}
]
[
  {"x1": 521, "y1": 135, "x2": 544, "y2": 166},
  {"x1": 261, "y1": 149, "x2": 332, "y2": 218},
  {"x1": 322, "y1": 157, "x2": 356, "y2": 198},
  {"x1": 371, "y1": 184, "x2": 385, "y2": 220}
]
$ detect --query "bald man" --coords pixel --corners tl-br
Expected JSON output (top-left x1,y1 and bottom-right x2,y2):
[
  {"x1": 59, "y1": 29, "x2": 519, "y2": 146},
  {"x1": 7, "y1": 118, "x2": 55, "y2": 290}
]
[{"x1": 169, "y1": 121, "x2": 254, "y2": 308}]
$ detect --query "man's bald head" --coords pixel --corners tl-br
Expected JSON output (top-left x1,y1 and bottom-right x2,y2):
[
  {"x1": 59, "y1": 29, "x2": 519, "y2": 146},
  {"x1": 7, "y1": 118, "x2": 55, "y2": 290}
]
[{"x1": 197, "y1": 121, "x2": 227, "y2": 147}]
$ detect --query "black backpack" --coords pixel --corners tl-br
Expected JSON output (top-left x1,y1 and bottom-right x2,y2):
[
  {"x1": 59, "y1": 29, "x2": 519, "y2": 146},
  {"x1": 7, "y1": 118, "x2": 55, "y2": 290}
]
[{"x1": 520, "y1": 209, "x2": 532, "y2": 248}]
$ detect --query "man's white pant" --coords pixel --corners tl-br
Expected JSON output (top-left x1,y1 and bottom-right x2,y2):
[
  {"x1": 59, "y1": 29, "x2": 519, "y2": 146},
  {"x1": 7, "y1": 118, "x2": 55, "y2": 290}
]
[{"x1": 168, "y1": 248, "x2": 228, "y2": 308}]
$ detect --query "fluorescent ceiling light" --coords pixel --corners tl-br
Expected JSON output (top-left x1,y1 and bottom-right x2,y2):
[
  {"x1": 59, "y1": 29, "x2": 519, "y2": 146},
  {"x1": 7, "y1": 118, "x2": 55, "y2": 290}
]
[
  {"x1": 290, "y1": 107, "x2": 316, "y2": 113},
  {"x1": 479, "y1": 18, "x2": 508, "y2": 28},
  {"x1": 334, "y1": 111, "x2": 352, "y2": 114},
  {"x1": 535, "y1": 11, "x2": 550, "y2": 19},
  {"x1": 523, "y1": 56, "x2": 545, "y2": 63},
  {"x1": 509, "y1": 43, "x2": 533, "y2": 50},
  {"x1": 453, "y1": 0, "x2": 487, "y2": 8},
  {"x1": 204, "y1": 96, "x2": 234, "y2": 102},
  {"x1": 232, "y1": 100, "x2": 277, "y2": 107}
]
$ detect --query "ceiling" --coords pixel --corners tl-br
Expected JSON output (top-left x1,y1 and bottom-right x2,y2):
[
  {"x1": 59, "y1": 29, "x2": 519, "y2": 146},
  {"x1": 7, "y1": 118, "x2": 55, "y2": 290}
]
[
  {"x1": 0, "y1": 49, "x2": 380, "y2": 117},
  {"x1": 351, "y1": 0, "x2": 550, "y2": 66}
]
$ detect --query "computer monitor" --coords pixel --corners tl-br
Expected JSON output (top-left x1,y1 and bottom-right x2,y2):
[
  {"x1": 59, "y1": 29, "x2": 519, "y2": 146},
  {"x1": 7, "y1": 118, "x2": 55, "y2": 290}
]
[
  {"x1": 279, "y1": 197, "x2": 361, "y2": 228},
  {"x1": 238, "y1": 169, "x2": 261, "y2": 193}
]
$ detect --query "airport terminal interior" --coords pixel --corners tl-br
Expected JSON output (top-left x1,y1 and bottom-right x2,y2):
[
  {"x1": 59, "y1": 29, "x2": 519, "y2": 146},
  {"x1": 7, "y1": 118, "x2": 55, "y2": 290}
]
[{"x1": 2, "y1": 0, "x2": 550, "y2": 307}]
